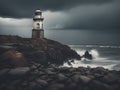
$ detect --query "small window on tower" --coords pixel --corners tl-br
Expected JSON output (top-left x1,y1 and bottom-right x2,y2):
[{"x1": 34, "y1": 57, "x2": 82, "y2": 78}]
[{"x1": 37, "y1": 23, "x2": 40, "y2": 29}]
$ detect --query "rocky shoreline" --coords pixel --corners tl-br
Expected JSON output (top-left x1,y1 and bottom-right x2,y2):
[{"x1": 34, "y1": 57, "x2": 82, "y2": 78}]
[
  {"x1": 0, "y1": 35, "x2": 80, "y2": 69},
  {"x1": 0, "y1": 35, "x2": 120, "y2": 90},
  {"x1": 0, "y1": 63, "x2": 120, "y2": 90}
]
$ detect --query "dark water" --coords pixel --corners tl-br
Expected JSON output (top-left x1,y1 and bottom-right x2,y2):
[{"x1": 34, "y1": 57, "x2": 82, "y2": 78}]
[
  {"x1": 1, "y1": 29, "x2": 120, "y2": 45},
  {"x1": 45, "y1": 29, "x2": 120, "y2": 45}
]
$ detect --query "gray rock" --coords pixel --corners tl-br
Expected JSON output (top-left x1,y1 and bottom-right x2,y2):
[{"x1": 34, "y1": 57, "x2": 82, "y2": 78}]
[
  {"x1": 48, "y1": 83, "x2": 64, "y2": 90},
  {"x1": 90, "y1": 80, "x2": 112, "y2": 90},
  {"x1": 30, "y1": 65, "x2": 37, "y2": 70},
  {"x1": 45, "y1": 69, "x2": 56, "y2": 75},
  {"x1": 36, "y1": 79, "x2": 48, "y2": 86},
  {"x1": 68, "y1": 68, "x2": 75, "y2": 72},
  {"x1": 0, "y1": 68, "x2": 10, "y2": 76},
  {"x1": 57, "y1": 73, "x2": 67, "y2": 81},
  {"x1": 8, "y1": 67, "x2": 30, "y2": 75},
  {"x1": 101, "y1": 73, "x2": 118, "y2": 84},
  {"x1": 71, "y1": 74, "x2": 80, "y2": 83},
  {"x1": 79, "y1": 75, "x2": 91, "y2": 84},
  {"x1": 46, "y1": 68, "x2": 55, "y2": 71},
  {"x1": 29, "y1": 81, "x2": 37, "y2": 88},
  {"x1": 67, "y1": 82, "x2": 77, "y2": 89}
]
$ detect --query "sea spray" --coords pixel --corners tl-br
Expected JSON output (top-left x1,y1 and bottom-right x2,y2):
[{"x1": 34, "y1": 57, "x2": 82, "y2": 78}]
[{"x1": 63, "y1": 45, "x2": 120, "y2": 70}]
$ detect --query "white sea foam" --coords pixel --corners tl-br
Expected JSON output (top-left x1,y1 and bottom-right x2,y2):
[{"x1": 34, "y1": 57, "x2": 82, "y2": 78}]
[
  {"x1": 69, "y1": 45, "x2": 120, "y2": 49},
  {"x1": 63, "y1": 60, "x2": 117, "y2": 70},
  {"x1": 63, "y1": 45, "x2": 120, "y2": 70}
]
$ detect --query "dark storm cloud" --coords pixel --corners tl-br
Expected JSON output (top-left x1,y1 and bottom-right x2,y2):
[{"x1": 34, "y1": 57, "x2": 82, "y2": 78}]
[
  {"x1": 62, "y1": 1, "x2": 120, "y2": 30},
  {"x1": 0, "y1": 0, "x2": 120, "y2": 30},
  {"x1": 0, "y1": 0, "x2": 113, "y2": 18}
]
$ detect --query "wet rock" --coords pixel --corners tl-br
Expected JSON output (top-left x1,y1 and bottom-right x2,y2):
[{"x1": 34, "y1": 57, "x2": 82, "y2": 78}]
[
  {"x1": 67, "y1": 82, "x2": 77, "y2": 90},
  {"x1": 57, "y1": 73, "x2": 67, "y2": 81},
  {"x1": 48, "y1": 83, "x2": 64, "y2": 90},
  {"x1": 100, "y1": 73, "x2": 118, "y2": 84},
  {"x1": 0, "y1": 68, "x2": 10, "y2": 76},
  {"x1": 79, "y1": 75, "x2": 91, "y2": 84},
  {"x1": 45, "y1": 69, "x2": 56, "y2": 75},
  {"x1": 29, "y1": 81, "x2": 37, "y2": 89},
  {"x1": 36, "y1": 79, "x2": 48, "y2": 86},
  {"x1": 8, "y1": 67, "x2": 30, "y2": 75},
  {"x1": 82, "y1": 51, "x2": 92, "y2": 60},
  {"x1": 68, "y1": 67, "x2": 75, "y2": 72},
  {"x1": 71, "y1": 74, "x2": 80, "y2": 83},
  {"x1": 90, "y1": 80, "x2": 112, "y2": 90}
]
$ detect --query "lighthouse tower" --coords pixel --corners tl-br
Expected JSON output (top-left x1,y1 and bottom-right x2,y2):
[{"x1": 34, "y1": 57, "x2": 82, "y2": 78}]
[{"x1": 32, "y1": 9, "x2": 44, "y2": 39}]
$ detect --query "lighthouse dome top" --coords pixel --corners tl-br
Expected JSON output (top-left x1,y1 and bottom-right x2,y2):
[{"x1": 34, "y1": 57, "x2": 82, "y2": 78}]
[
  {"x1": 35, "y1": 9, "x2": 42, "y2": 13},
  {"x1": 35, "y1": 9, "x2": 42, "y2": 15}
]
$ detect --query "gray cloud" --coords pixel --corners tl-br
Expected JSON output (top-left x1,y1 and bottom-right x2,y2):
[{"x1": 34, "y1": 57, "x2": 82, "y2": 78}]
[
  {"x1": 0, "y1": 0, "x2": 113, "y2": 18},
  {"x1": 42, "y1": 0, "x2": 120, "y2": 30},
  {"x1": 0, "y1": 0, "x2": 120, "y2": 31},
  {"x1": 62, "y1": 1, "x2": 120, "y2": 30}
]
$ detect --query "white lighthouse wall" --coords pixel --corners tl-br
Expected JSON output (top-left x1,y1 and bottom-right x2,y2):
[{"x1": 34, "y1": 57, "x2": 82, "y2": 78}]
[{"x1": 33, "y1": 20, "x2": 43, "y2": 29}]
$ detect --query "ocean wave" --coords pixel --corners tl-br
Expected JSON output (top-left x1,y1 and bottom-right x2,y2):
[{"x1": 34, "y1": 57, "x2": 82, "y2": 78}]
[
  {"x1": 63, "y1": 59, "x2": 119, "y2": 70},
  {"x1": 63, "y1": 45, "x2": 120, "y2": 70},
  {"x1": 69, "y1": 45, "x2": 120, "y2": 49}
]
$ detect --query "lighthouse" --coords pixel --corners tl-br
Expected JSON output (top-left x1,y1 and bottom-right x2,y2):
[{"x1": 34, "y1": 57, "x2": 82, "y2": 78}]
[{"x1": 32, "y1": 9, "x2": 44, "y2": 39}]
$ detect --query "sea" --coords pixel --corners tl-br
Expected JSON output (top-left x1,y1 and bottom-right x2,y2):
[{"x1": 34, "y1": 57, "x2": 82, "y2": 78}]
[{"x1": 63, "y1": 44, "x2": 120, "y2": 71}]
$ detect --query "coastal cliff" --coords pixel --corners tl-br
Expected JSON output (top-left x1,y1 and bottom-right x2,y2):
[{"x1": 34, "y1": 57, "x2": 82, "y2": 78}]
[{"x1": 0, "y1": 35, "x2": 80, "y2": 68}]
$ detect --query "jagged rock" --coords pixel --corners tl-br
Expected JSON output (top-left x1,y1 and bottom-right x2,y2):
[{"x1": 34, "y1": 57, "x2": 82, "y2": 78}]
[{"x1": 82, "y1": 51, "x2": 92, "y2": 60}]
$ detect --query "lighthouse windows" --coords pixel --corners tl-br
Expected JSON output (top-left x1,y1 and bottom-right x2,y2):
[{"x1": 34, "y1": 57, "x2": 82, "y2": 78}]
[{"x1": 36, "y1": 23, "x2": 40, "y2": 29}]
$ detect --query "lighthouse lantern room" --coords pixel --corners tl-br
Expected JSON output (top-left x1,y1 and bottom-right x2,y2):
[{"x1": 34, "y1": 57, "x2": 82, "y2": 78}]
[{"x1": 32, "y1": 9, "x2": 44, "y2": 39}]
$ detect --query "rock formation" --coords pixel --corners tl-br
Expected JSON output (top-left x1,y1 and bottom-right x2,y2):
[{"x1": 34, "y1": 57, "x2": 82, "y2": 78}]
[
  {"x1": 0, "y1": 35, "x2": 80, "y2": 68},
  {"x1": 82, "y1": 51, "x2": 92, "y2": 60}
]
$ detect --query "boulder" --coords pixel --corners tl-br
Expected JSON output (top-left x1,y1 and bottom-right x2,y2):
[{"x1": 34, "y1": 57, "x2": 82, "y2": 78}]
[
  {"x1": 90, "y1": 80, "x2": 111, "y2": 90},
  {"x1": 0, "y1": 68, "x2": 10, "y2": 76},
  {"x1": 100, "y1": 73, "x2": 118, "y2": 84},
  {"x1": 82, "y1": 51, "x2": 92, "y2": 60},
  {"x1": 57, "y1": 73, "x2": 67, "y2": 81},
  {"x1": 79, "y1": 75, "x2": 91, "y2": 84},
  {"x1": 36, "y1": 79, "x2": 48, "y2": 86},
  {"x1": 0, "y1": 50, "x2": 28, "y2": 68},
  {"x1": 8, "y1": 67, "x2": 30, "y2": 75},
  {"x1": 48, "y1": 83, "x2": 64, "y2": 90},
  {"x1": 71, "y1": 74, "x2": 80, "y2": 83}
]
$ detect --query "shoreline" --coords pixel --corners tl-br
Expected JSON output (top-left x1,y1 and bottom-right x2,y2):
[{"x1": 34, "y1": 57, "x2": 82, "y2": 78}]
[{"x1": 0, "y1": 35, "x2": 120, "y2": 90}]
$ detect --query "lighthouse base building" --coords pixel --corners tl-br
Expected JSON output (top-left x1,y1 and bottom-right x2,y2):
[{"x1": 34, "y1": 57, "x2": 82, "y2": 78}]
[
  {"x1": 32, "y1": 29, "x2": 44, "y2": 38},
  {"x1": 32, "y1": 9, "x2": 44, "y2": 39}
]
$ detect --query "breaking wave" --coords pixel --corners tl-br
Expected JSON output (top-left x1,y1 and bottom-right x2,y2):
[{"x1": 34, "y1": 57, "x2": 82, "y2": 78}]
[{"x1": 62, "y1": 45, "x2": 120, "y2": 70}]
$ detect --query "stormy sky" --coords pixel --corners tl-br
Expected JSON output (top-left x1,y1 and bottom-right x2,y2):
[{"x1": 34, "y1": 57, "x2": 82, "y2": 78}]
[{"x1": 0, "y1": 0, "x2": 120, "y2": 44}]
